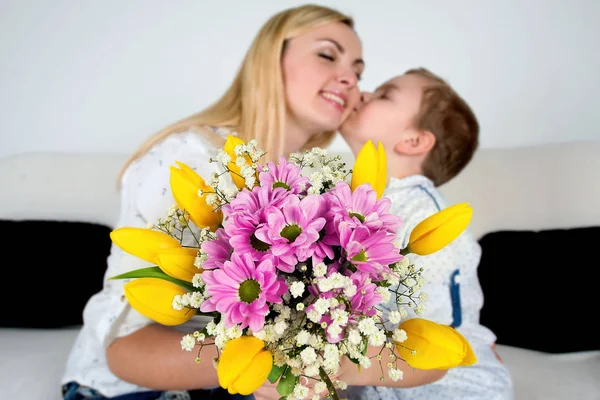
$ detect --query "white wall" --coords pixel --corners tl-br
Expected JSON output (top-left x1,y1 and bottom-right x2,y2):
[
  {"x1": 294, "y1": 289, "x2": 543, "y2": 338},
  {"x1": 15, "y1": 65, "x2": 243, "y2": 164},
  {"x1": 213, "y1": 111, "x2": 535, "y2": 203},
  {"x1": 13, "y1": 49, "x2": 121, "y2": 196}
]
[{"x1": 1, "y1": 0, "x2": 599, "y2": 160}]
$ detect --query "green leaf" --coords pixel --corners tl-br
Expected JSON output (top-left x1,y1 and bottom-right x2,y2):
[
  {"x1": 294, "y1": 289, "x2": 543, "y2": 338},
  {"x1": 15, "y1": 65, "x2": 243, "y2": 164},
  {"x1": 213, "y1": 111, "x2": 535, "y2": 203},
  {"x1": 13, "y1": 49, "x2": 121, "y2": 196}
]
[
  {"x1": 109, "y1": 266, "x2": 195, "y2": 292},
  {"x1": 276, "y1": 365, "x2": 299, "y2": 397},
  {"x1": 268, "y1": 363, "x2": 286, "y2": 384}
]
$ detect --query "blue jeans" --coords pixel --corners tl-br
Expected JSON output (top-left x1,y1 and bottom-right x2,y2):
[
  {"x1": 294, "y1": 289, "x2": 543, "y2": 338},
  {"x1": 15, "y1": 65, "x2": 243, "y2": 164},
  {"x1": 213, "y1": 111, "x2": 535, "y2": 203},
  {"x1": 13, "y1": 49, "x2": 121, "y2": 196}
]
[{"x1": 62, "y1": 382, "x2": 255, "y2": 400}]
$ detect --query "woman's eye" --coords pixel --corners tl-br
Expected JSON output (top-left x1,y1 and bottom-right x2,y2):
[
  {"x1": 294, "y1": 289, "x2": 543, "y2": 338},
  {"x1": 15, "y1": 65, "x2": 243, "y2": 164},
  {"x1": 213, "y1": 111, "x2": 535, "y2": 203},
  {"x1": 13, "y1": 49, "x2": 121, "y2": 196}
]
[
  {"x1": 318, "y1": 53, "x2": 335, "y2": 61},
  {"x1": 355, "y1": 73, "x2": 362, "y2": 81}
]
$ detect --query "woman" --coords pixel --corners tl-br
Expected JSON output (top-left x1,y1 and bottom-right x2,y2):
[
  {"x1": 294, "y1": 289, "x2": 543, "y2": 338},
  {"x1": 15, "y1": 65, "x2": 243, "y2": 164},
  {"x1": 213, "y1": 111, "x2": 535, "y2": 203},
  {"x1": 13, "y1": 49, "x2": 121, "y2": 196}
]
[{"x1": 61, "y1": 4, "x2": 363, "y2": 399}]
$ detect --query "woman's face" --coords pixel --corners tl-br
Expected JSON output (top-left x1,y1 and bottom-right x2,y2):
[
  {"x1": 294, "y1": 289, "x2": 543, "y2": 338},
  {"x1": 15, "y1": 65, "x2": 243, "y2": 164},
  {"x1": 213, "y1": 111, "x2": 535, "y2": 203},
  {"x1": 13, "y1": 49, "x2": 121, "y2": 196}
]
[{"x1": 282, "y1": 21, "x2": 364, "y2": 139}]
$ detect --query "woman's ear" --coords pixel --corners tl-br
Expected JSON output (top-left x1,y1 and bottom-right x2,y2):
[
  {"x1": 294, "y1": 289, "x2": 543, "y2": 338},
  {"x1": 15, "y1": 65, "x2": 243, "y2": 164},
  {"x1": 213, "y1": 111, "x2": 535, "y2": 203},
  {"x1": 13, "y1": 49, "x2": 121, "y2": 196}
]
[{"x1": 394, "y1": 130, "x2": 436, "y2": 155}]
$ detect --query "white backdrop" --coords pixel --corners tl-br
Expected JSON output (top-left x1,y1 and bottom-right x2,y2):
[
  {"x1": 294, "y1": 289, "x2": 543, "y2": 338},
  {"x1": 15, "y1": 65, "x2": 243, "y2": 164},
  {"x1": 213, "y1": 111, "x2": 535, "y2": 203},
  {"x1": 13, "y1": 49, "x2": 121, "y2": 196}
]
[{"x1": 1, "y1": 0, "x2": 599, "y2": 159}]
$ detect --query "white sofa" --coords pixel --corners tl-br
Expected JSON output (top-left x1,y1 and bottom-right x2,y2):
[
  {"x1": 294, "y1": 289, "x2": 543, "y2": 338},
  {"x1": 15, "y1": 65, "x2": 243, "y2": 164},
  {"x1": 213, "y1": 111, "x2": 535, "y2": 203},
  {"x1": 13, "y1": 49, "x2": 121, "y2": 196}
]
[{"x1": 1, "y1": 141, "x2": 599, "y2": 400}]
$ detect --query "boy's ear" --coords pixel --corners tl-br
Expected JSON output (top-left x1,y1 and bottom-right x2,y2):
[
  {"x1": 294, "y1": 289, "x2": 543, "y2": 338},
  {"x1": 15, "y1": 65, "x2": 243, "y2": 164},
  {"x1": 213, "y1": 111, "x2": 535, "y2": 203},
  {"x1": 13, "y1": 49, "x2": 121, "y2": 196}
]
[{"x1": 394, "y1": 129, "x2": 436, "y2": 155}]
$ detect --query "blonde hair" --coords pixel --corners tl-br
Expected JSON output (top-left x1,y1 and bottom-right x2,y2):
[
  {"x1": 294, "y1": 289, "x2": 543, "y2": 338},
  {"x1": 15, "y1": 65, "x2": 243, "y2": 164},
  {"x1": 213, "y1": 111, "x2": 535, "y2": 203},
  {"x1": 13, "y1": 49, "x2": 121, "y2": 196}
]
[
  {"x1": 118, "y1": 4, "x2": 354, "y2": 181},
  {"x1": 405, "y1": 67, "x2": 480, "y2": 187}
]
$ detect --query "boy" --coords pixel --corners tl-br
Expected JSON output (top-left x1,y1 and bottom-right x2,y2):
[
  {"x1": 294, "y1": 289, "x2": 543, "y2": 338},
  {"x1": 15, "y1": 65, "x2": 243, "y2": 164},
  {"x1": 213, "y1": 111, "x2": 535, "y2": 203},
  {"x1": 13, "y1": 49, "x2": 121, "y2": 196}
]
[{"x1": 340, "y1": 68, "x2": 514, "y2": 399}]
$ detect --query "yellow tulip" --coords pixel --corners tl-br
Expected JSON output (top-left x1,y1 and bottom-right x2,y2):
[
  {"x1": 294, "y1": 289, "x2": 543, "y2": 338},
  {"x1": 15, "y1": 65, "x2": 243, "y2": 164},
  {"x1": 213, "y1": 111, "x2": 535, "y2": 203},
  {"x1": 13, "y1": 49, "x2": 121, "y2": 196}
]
[
  {"x1": 350, "y1": 139, "x2": 387, "y2": 199},
  {"x1": 407, "y1": 202, "x2": 473, "y2": 255},
  {"x1": 124, "y1": 278, "x2": 197, "y2": 326},
  {"x1": 110, "y1": 227, "x2": 181, "y2": 264},
  {"x1": 156, "y1": 247, "x2": 200, "y2": 282},
  {"x1": 223, "y1": 135, "x2": 255, "y2": 190},
  {"x1": 218, "y1": 336, "x2": 273, "y2": 395},
  {"x1": 170, "y1": 161, "x2": 223, "y2": 230},
  {"x1": 395, "y1": 318, "x2": 476, "y2": 370}
]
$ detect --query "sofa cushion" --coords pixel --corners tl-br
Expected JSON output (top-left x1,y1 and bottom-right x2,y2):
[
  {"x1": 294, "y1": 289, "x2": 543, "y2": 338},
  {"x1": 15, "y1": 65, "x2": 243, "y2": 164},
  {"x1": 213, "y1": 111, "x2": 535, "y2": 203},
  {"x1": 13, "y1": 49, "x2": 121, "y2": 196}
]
[
  {"x1": 1, "y1": 220, "x2": 112, "y2": 328},
  {"x1": 478, "y1": 226, "x2": 600, "y2": 353}
]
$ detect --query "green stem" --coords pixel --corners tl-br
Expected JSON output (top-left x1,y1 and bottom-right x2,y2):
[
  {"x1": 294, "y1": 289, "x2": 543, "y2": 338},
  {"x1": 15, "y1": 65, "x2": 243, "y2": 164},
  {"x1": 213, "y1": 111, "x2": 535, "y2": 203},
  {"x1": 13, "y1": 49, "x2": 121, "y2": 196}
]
[{"x1": 318, "y1": 366, "x2": 340, "y2": 400}]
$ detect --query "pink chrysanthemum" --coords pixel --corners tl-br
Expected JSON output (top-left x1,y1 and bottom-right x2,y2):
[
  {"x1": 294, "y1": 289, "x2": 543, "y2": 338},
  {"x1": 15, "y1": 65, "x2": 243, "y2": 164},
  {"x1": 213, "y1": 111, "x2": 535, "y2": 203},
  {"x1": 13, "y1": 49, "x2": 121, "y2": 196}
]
[
  {"x1": 225, "y1": 214, "x2": 271, "y2": 262},
  {"x1": 258, "y1": 156, "x2": 309, "y2": 195},
  {"x1": 339, "y1": 222, "x2": 402, "y2": 279},
  {"x1": 200, "y1": 253, "x2": 287, "y2": 332},
  {"x1": 328, "y1": 182, "x2": 402, "y2": 234},
  {"x1": 221, "y1": 184, "x2": 292, "y2": 221},
  {"x1": 199, "y1": 228, "x2": 232, "y2": 270},
  {"x1": 349, "y1": 271, "x2": 383, "y2": 317},
  {"x1": 302, "y1": 193, "x2": 339, "y2": 265},
  {"x1": 255, "y1": 195, "x2": 326, "y2": 272}
]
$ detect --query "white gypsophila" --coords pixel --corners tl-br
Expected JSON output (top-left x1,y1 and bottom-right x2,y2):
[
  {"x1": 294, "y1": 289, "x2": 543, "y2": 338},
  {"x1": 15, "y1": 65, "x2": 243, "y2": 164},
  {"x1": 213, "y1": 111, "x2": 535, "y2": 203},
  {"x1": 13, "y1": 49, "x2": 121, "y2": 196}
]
[
  {"x1": 359, "y1": 355, "x2": 372, "y2": 368},
  {"x1": 180, "y1": 334, "x2": 196, "y2": 351},
  {"x1": 216, "y1": 151, "x2": 231, "y2": 165},
  {"x1": 205, "y1": 193, "x2": 218, "y2": 206},
  {"x1": 393, "y1": 328, "x2": 407, "y2": 343},
  {"x1": 328, "y1": 272, "x2": 348, "y2": 289},
  {"x1": 300, "y1": 347, "x2": 318, "y2": 365},
  {"x1": 314, "y1": 298, "x2": 330, "y2": 314},
  {"x1": 404, "y1": 277, "x2": 417, "y2": 288},
  {"x1": 223, "y1": 187, "x2": 238, "y2": 201},
  {"x1": 210, "y1": 173, "x2": 220, "y2": 188},
  {"x1": 389, "y1": 310, "x2": 402, "y2": 324},
  {"x1": 205, "y1": 321, "x2": 217, "y2": 335},
  {"x1": 307, "y1": 308, "x2": 322, "y2": 323},
  {"x1": 420, "y1": 291, "x2": 429, "y2": 301},
  {"x1": 377, "y1": 286, "x2": 392, "y2": 303},
  {"x1": 194, "y1": 249, "x2": 208, "y2": 268},
  {"x1": 304, "y1": 364, "x2": 319, "y2": 378},
  {"x1": 194, "y1": 331, "x2": 206, "y2": 342},
  {"x1": 323, "y1": 344, "x2": 339, "y2": 361},
  {"x1": 296, "y1": 303, "x2": 305, "y2": 311},
  {"x1": 245, "y1": 176, "x2": 256, "y2": 188},
  {"x1": 317, "y1": 278, "x2": 333, "y2": 293},
  {"x1": 289, "y1": 281, "x2": 305, "y2": 298},
  {"x1": 336, "y1": 380, "x2": 348, "y2": 390},
  {"x1": 293, "y1": 384, "x2": 309, "y2": 400},
  {"x1": 313, "y1": 381, "x2": 327, "y2": 396},
  {"x1": 172, "y1": 295, "x2": 185, "y2": 310},
  {"x1": 414, "y1": 304, "x2": 426, "y2": 315},
  {"x1": 274, "y1": 320, "x2": 288, "y2": 336},
  {"x1": 192, "y1": 273, "x2": 205, "y2": 288},
  {"x1": 188, "y1": 292, "x2": 204, "y2": 308},
  {"x1": 330, "y1": 308, "x2": 349, "y2": 326},
  {"x1": 313, "y1": 262, "x2": 327, "y2": 277},
  {"x1": 309, "y1": 334, "x2": 323, "y2": 350},
  {"x1": 343, "y1": 283, "x2": 357, "y2": 297},
  {"x1": 214, "y1": 330, "x2": 228, "y2": 349},
  {"x1": 327, "y1": 324, "x2": 343, "y2": 338},
  {"x1": 226, "y1": 325, "x2": 243, "y2": 340},
  {"x1": 388, "y1": 368, "x2": 403, "y2": 381},
  {"x1": 358, "y1": 318, "x2": 378, "y2": 336},
  {"x1": 296, "y1": 330, "x2": 310, "y2": 346},
  {"x1": 399, "y1": 307, "x2": 409, "y2": 320},
  {"x1": 368, "y1": 329, "x2": 386, "y2": 347},
  {"x1": 252, "y1": 329, "x2": 266, "y2": 341},
  {"x1": 384, "y1": 271, "x2": 400, "y2": 286},
  {"x1": 347, "y1": 328, "x2": 362, "y2": 346},
  {"x1": 279, "y1": 305, "x2": 291, "y2": 319}
]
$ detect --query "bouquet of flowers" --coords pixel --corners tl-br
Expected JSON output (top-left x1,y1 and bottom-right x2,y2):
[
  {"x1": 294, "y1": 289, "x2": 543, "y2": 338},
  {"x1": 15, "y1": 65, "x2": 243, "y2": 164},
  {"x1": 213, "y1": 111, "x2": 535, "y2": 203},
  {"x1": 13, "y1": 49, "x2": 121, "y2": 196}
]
[{"x1": 110, "y1": 135, "x2": 476, "y2": 400}]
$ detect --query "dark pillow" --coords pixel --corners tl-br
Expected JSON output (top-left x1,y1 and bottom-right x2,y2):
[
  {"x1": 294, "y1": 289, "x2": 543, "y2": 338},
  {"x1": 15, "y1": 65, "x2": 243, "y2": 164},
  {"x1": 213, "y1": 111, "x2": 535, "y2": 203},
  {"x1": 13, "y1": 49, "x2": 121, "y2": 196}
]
[
  {"x1": 0, "y1": 219, "x2": 112, "y2": 328},
  {"x1": 478, "y1": 226, "x2": 600, "y2": 353}
]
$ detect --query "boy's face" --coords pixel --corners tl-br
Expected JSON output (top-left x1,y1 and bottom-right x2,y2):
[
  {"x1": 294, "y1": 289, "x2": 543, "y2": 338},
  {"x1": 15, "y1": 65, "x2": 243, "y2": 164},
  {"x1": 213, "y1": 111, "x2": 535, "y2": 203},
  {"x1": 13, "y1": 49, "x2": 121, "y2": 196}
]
[{"x1": 339, "y1": 73, "x2": 427, "y2": 153}]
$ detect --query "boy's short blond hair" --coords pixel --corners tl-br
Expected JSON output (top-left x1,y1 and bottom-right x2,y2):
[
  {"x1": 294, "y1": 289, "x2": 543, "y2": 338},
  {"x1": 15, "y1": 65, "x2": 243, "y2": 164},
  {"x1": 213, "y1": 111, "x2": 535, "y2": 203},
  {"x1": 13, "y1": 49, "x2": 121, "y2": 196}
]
[{"x1": 406, "y1": 67, "x2": 479, "y2": 186}]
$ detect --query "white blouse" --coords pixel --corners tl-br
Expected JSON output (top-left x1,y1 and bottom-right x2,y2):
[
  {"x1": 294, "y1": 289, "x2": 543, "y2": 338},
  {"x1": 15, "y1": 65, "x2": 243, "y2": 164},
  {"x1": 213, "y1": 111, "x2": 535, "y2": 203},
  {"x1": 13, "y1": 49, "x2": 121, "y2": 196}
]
[{"x1": 62, "y1": 127, "x2": 231, "y2": 397}]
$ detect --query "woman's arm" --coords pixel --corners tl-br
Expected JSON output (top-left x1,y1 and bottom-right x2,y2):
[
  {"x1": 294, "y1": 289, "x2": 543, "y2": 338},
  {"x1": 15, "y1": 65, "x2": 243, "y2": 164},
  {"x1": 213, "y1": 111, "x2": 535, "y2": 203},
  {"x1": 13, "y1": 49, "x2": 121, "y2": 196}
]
[{"x1": 106, "y1": 324, "x2": 220, "y2": 390}]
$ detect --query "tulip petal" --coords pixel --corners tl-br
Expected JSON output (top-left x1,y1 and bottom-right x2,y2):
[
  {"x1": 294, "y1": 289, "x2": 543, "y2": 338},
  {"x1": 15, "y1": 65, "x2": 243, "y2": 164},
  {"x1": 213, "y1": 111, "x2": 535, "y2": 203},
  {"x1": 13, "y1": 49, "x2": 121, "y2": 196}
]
[
  {"x1": 124, "y1": 278, "x2": 196, "y2": 326},
  {"x1": 110, "y1": 227, "x2": 181, "y2": 264},
  {"x1": 351, "y1": 140, "x2": 378, "y2": 192},
  {"x1": 224, "y1": 135, "x2": 250, "y2": 190},
  {"x1": 375, "y1": 141, "x2": 387, "y2": 198},
  {"x1": 156, "y1": 247, "x2": 201, "y2": 282},
  {"x1": 395, "y1": 318, "x2": 477, "y2": 370},
  {"x1": 218, "y1": 336, "x2": 269, "y2": 392},
  {"x1": 169, "y1": 162, "x2": 223, "y2": 230},
  {"x1": 228, "y1": 348, "x2": 273, "y2": 395},
  {"x1": 409, "y1": 206, "x2": 473, "y2": 255}
]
